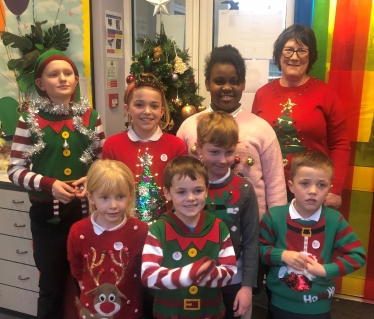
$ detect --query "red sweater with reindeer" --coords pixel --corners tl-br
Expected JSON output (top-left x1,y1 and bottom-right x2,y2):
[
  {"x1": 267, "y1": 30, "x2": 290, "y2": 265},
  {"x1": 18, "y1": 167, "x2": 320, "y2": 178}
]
[{"x1": 67, "y1": 215, "x2": 148, "y2": 319}]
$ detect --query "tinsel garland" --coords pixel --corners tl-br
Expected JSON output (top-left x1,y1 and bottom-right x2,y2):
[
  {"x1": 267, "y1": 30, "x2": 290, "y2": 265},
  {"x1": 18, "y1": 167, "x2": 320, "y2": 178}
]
[{"x1": 23, "y1": 97, "x2": 100, "y2": 164}]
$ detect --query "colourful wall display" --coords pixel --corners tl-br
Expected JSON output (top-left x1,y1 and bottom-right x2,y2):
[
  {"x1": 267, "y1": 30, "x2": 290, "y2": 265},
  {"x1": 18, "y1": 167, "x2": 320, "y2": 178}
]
[
  {"x1": 309, "y1": 0, "x2": 374, "y2": 300},
  {"x1": 0, "y1": 0, "x2": 90, "y2": 135}
]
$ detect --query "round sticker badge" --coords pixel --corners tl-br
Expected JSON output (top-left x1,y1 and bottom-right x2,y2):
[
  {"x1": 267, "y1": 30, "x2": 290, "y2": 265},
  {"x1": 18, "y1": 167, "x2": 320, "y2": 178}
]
[
  {"x1": 160, "y1": 154, "x2": 168, "y2": 162},
  {"x1": 114, "y1": 242, "x2": 123, "y2": 251},
  {"x1": 312, "y1": 240, "x2": 320, "y2": 249},
  {"x1": 173, "y1": 251, "x2": 182, "y2": 261}
]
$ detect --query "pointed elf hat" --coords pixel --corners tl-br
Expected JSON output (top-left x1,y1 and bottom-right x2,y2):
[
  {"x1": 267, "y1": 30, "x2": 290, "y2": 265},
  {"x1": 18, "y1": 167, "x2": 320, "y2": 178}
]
[{"x1": 34, "y1": 49, "x2": 81, "y2": 102}]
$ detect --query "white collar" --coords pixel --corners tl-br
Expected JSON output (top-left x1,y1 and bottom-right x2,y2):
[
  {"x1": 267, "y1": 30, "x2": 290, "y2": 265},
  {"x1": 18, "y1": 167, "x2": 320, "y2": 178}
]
[
  {"x1": 91, "y1": 210, "x2": 127, "y2": 235},
  {"x1": 289, "y1": 199, "x2": 321, "y2": 221},
  {"x1": 127, "y1": 126, "x2": 163, "y2": 142},
  {"x1": 208, "y1": 104, "x2": 242, "y2": 118},
  {"x1": 210, "y1": 169, "x2": 231, "y2": 184}
]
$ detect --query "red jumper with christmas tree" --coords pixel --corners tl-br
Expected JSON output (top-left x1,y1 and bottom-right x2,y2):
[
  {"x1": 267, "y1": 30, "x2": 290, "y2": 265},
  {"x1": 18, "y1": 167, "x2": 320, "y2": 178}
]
[
  {"x1": 252, "y1": 77, "x2": 350, "y2": 197},
  {"x1": 102, "y1": 127, "x2": 187, "y2": 222}
]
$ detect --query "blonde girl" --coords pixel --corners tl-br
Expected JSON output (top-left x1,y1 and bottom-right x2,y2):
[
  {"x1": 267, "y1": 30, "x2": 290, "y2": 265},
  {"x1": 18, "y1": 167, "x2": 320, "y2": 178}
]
[{"x1": 67, "y1": 159, "x2": 148, "y2": 319}]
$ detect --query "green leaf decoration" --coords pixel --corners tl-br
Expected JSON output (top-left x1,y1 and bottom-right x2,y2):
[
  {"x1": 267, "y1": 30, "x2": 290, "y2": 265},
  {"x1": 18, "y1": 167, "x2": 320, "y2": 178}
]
[
  {"x1": 7, "y1": 50, "x2": 41, "y2": 72},
  {"x1": 1, "y1": 32, "x2": 33, "y2": 51},
  {"x1": 0, "y1": 97, "x2": 20, "y2": 135},
  {"x1": 16, "y1": 71, "x2": 36, "y2": 93},
  {"x1": 1, "y1": 20, "x2": 70, "y2": 95},
  {"x1": 44, "y1": 24, "x2": 70, "y2": 51}
]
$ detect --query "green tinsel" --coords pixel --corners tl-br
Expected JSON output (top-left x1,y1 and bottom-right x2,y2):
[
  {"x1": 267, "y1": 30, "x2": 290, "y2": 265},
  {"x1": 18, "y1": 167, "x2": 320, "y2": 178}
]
[{"x1": 136, "y1": 160, "x2": 166, "y2": 223}]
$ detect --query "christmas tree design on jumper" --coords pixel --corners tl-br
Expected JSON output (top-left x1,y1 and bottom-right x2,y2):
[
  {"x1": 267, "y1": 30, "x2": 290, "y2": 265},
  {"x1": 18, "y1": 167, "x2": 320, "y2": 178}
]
[
  {"x1": 274, "y1": 98, "x2": 306, "y2": 166},
  {"x1": 136, "y1": 151, "x2": 166, "y2": 223}
]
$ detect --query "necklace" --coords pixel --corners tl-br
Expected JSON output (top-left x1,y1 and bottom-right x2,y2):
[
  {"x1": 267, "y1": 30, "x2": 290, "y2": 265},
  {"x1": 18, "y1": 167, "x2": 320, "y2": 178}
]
[
  {"x1": 24, "y1": 97, "x2": 100, "y2": 164},
  {"x1": 272, "y1": 77, "x2": 317, "y2": 100}
]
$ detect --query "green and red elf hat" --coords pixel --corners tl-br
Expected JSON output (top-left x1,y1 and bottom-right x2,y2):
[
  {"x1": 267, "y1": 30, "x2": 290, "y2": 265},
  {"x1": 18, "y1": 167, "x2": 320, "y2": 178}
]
[{"x1": 34, "y1": 49, "x2": 81, "y2": 102}]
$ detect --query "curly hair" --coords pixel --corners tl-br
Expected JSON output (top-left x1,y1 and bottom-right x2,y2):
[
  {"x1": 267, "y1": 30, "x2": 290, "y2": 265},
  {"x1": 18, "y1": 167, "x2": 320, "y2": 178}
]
[{"x1": 204, "y1": 45, "x2": 246, "y2": 83}]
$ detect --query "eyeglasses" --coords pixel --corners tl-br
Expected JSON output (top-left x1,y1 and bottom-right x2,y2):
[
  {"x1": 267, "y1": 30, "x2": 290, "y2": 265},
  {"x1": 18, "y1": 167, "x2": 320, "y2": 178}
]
[{"x1": 282, "y1": 48, "x2": 309, "y2": 58}]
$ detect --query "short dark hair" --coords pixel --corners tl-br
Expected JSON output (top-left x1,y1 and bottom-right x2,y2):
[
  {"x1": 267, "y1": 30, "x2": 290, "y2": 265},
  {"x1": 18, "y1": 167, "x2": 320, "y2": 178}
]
[
  {"x1": 164, "y1": 156, "x2": 209, "y2": 190},
  {"x1": 273, "y1": 24, "x2": 318, "y2": 74},
  {"x1": 204, "y1": 45, "x2": 246, "y2": 83},
  {"x1": 290, "y1": 151, "x2": 334, "y2": 181}
]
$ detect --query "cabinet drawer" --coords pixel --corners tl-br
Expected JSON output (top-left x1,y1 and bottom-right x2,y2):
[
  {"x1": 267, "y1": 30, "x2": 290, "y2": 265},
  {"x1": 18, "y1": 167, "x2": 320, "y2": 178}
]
[
  {"x1": 0, "y1": 234, "x2": 35, "y2": 266},
  {"x1": 0, "y1": 208, "x2": 32, "y2": 238},
  {"x1": 0, "y1": 189, "x2": 30, "y2": 211},
  {"x1": 0, "y1": 283, "x2": 38, "y2": 316},
  {"x1": 0, "y1": 259, "x2": 38, "y2": 292}
]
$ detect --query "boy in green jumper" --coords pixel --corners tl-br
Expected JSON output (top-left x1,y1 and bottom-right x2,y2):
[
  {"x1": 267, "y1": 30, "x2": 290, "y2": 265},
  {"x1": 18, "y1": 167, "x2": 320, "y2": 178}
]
[
  {"x1": 259, "y1": 150, "x2": 366, "y2": 319},
  {"x1": 141, "y1": 156, "x2": 237, "y2": 319}
]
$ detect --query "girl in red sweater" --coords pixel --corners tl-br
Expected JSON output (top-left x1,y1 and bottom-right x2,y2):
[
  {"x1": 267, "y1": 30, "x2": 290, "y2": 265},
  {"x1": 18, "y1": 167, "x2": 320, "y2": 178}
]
[
  {"x1": 67, "y1": 159, "x2": 148, "y2": 319},
  {"x1": 102, "y1": 73, "x2": 187, "y2": 224}
]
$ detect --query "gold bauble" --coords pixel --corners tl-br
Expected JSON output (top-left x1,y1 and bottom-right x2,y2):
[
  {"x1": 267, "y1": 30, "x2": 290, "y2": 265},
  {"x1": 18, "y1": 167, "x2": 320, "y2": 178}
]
[
  {"x1": 246, "y1": 156, "x2": 255, "y2": 166},
  {"x1": 153, "y1": 45, "x2": 162, "y2": 62},
  {"x1": 181, "y1": 104, "x2": 197, "y2": 119},
  {"x1": 190, "y1": 145, "x2": 198, "y2": 155},
  {"x1": 197, "y1": 105, "x2": 207, "y2": 112},
  {"x1": 175, "y1": 97, "x2": 183, "y2": 107},
  {"x1": 283, "y1": 158, "x2": 289, "y2": 167}
]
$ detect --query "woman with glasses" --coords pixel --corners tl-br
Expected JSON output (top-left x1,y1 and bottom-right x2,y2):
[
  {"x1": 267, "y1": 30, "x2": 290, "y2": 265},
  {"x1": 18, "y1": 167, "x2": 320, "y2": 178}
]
[{"x1": 252, "y1": 24, "x2": 349, "y2": 209}]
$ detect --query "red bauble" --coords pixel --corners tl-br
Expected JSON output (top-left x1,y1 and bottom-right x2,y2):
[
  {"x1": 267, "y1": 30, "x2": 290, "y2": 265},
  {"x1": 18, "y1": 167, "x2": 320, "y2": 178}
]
[
  {"x1": 234, "y1": 156, "x2": 240, "y2": 164},
  {"x1": 126, "y1": 74, "x2": 135, "y2": 84},
  {"x1": 189, "y1": 77, "x2": 195, "y2": 84}
]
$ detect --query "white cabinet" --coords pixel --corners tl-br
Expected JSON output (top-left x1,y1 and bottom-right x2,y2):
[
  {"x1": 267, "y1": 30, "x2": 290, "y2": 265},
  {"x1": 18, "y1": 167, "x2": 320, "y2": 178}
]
[{"x1": 0, "y1": 186, "x2": 38, "y2": 317}]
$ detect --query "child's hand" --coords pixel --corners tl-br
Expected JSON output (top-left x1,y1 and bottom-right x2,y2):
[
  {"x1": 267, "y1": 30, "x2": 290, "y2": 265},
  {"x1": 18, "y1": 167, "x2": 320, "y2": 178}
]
[
  {"x1": 52, "y1": 180, "x2": 76, "y2": 204},
  {"x1": 233, "y1": 286, "x2": 252, "y2": 317},
  {"x1": 306, "y1": 257, "x2": 326, "y2": 277},
  {"x1": 196, "y1": 259, "x2": 216, "y2": 284},
  {"x1": 72, "y1": 177, "x2": 87, "y2": 198},
  {"x1": 281, "y1": 250, "x2": 307, "y2": 271}
]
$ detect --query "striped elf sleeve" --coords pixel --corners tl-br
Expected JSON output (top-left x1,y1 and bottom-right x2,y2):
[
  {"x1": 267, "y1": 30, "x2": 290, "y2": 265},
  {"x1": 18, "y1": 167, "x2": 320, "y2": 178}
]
[
  {"x1": 323, "y1": 216, "x2": 366, "y2": 279},
  {"x1": 259, "y1": 211, "x2": 285, "y2": 266},
  {"x1": 198, "y1": 223, "x2": 237, "y2": 287},
  {"x1": 7, "y1": 116, "x2": 55, "y2": 192}
]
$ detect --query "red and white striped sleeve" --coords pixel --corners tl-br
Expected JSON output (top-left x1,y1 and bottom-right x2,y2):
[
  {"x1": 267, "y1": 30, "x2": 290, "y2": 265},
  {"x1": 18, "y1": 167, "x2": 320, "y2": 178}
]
[
  {"x1": 7, "y1": 116, "x2": 55, "y2": 192},
  {"x1": 141, "y1": 224, "x2": 237, "y2": 290},
  {"x1": 198, "y1": 232, "x2": 237, "y2": 287}
]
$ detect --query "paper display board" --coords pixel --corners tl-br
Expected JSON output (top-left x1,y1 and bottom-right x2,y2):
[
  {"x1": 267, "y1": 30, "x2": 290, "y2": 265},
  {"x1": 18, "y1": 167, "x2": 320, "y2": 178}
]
[{"x1": 218, "y1": 10, "x2": 283, "y2": 59}]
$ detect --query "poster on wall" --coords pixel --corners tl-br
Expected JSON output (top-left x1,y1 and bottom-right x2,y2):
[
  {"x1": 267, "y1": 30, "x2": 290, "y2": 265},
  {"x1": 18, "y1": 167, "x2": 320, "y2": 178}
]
[
  {"x1": 105, "y1": 10, "x2": 123, "y2": 58},
  {"x1": 106, "y1": 59, "x2": 119, "y2": 89},
  {"x1": 218, "y1": 10, "x2": 283, "y2": 59}
]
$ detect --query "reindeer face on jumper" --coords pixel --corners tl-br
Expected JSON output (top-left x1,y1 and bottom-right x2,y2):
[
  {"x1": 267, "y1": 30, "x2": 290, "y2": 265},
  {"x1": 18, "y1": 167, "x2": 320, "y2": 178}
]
[{"x1": 86, "y1": 283, "x2": 127, "y2": 317}]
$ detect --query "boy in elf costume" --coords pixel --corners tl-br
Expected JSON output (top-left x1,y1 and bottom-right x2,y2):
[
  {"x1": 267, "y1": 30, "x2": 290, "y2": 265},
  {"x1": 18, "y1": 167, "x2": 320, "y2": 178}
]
[
  {"x1": 7, "y1": 50, "x2": 105, "y2": 318},
  {"x1": 259, "y1": 151, "x2": 366, "y2": 319},
  {"x1": 196, "y1": 111, "x2": 259, "y2": 319},
  {"x1": 141, "y1": 156, "x2": 237, "y2": 319}
]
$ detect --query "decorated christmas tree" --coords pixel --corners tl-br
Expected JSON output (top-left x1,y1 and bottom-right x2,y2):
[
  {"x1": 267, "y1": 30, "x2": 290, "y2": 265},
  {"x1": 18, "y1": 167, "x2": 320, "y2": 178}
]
[
  {"x1": 127, "y1": 1, "x2": 205, "y2": 133},
  {"x1": 273, "y1": 98, "x2": 306, "y2": 166},
  {"x1": 135, "y1": 151, "x2": 167, "y2": 223}
]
